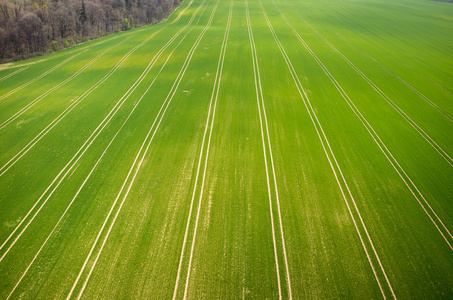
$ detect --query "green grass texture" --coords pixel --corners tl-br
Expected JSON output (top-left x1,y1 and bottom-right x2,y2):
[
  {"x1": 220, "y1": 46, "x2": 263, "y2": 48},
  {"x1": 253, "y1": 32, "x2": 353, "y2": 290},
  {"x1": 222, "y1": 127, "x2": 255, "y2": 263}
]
[{"x1": 0, "y1": 0, "x2": 452, "y2": 298}]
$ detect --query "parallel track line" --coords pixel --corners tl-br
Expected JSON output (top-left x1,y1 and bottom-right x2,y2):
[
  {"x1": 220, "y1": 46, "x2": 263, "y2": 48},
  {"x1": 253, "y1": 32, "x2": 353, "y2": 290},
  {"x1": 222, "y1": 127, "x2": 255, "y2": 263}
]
[
  {"x1": 0, "y1": 15, "x2": 199, "y2": 260},
  {"x1": 294, "y1": 9, "x2": 453, "y2": 167},
  {"x1": 0, "y1": 67, "x2": 28, "y2": 83},
  {"x1": 4, "y1": 25, "x2": 189, "y2": 299},
  {"x1": 171, "y1": 0, "x2": 195, "y2": 24},
  {"x1": 246, "y1": 0, "x2": 292, "y2": 298},
  {"x1": 0, "y1": 32, "x2": 152, "y2": 176},
  {"x1": 334, "y1": 32, "x2": 453, "y2": 123},
  {"x1": 0, "y1": 36, "x2": 132, "y2": 130},
  {"x1": 66, "y1": 2, "x2": 212, "y2": 298},
  {"x1": 260, "y1": 0, "x2": 396, "y2": 298},
  {"x1": 273, "y1": 3, "x2": 453, "y2": 250},
  {"x1": 171, "y1": 0, "x2": 229, "y2": 298},
  {"x1": 0, "y1": 30, "x2": 155, "y2": 261},
  {"x1": 0, "y1": 52, "x2": 84, "y2": 101}
]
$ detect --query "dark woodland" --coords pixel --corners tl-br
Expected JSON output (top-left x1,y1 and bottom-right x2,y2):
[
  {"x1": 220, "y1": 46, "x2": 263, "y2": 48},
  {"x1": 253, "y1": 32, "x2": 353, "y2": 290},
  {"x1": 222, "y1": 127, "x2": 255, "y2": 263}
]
[{"x1": 0, "y1": 0, "x2": 181, "y2": 62}]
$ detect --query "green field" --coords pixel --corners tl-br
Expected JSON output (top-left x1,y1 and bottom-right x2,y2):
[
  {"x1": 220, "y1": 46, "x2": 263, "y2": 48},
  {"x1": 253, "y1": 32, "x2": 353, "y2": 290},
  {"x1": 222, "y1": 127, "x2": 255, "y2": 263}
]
[{"x1": 0, "y1": 0, "x2": 452, "y2": 298}]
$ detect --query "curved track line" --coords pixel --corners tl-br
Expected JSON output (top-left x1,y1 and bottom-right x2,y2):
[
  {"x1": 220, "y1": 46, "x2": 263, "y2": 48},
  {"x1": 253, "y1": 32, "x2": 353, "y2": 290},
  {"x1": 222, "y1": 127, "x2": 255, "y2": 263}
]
[
  {"x1": 277, "y1": 1, "x2": 453, "y2": 249},
  {"x1": 260, "y1": 0, "x2": 396, "y2": 298},
  {"x1": 0, "y1": 67, "x2": 28, "y2": 83},
  {"x1": 0, "y1": 52, "x2": 84, "y2": 101},
  {"x1": 0, "y1": 36, "x2": 133, "y2": 130}
]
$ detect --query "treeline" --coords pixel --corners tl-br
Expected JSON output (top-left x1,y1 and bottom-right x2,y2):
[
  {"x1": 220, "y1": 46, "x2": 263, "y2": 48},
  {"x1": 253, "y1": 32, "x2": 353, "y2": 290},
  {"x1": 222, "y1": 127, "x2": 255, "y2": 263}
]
[{"x1": 0, "y1": 0, "x2": 181, "y2": 62}]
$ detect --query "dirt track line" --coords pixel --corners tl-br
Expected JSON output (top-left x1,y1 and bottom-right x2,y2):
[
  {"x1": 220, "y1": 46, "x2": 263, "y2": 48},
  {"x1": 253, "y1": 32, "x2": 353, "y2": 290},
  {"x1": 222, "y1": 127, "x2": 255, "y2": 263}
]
[
  {"x1": 275, "y1": 7, "x2": 453, "y2": 251},
  {"x1": 0, "y1": 52, "x2": 85, "y2": 101},
  {"x1": 0, "y1": 67, "x2": 29, "y2": 83},
  {"x1": 0, "y1": 0, "x2": 206, "y2": 262},
  {"x1": 334, "y1": 32, "x2": 453, "y2": 123},
  {"x1": 298, "y1": 14, "x2": 453, "y2": 168},
  {"x1": 4, "y1": 25, "x2": 190, "y2": 299},
  {"x1": 65, "y1": 2, "x2": 211, "y2": 299},
  {"x1": 282, "y1": 2, "x2": 453, "y2": 248},
  {"x1": 261, "y1": 0, "x2": 396, "y2": 298},
  {"x1": 0, "y1": 31, "x2": 156, "y2": 177},
  {"x1": 169, "y1": 1, "x2": 228, "y2": 298},
  {"x1": 247, "y1": 4, "x2": 283, "y2": 299},
  {"x1": 246, "y1": 1, "x2": 290, "y2": 298},
  {"x1": 171, "y1": 0, "x2": 195, "y2": 24},
  {"x1": 0, "y1": 36, "x2": 132, "y2": 130},
  {"x1": 0, "y1": 19, "x2": 198, "y2": 259},
  {"x1": 5, "y1": 4, "x2": 206, "y2": 295},
  {"x1": 0, "y1": 1, "x2": 206, "y2": 176},
  {"x1": 0, "y1": 30, "x2": 163, "y2": 263}
]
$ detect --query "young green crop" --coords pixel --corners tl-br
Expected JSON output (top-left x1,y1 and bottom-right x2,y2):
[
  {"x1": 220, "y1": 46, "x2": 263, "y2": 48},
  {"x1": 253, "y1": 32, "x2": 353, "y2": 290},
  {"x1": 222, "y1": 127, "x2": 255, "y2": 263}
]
[{"x1": 0, "y1": 0, "x2": 452, "y2": 298}]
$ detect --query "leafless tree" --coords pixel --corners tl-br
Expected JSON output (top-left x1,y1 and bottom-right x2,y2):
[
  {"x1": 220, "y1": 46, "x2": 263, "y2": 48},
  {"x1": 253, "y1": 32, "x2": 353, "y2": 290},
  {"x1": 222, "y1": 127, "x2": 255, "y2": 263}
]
[{"x1": 0, "y1": 0, "x2": 181, "y2": 62}]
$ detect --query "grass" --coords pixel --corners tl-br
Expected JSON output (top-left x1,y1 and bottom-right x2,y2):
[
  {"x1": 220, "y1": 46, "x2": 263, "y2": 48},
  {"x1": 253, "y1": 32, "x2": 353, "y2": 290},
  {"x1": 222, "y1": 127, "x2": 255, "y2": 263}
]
[{"x1": 0, "y1": 0, "x2": 452, "y2": 298}]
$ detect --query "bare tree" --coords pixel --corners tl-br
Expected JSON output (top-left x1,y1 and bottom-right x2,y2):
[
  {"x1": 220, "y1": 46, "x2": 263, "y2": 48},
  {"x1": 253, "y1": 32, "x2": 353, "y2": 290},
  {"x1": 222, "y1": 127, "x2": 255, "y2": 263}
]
[
  {"x1": 0, "y1": 0, "x2": 181, "y2": 62},
  {"x1": 18, "y1": 12, "x2": 43, "y2": 53}
]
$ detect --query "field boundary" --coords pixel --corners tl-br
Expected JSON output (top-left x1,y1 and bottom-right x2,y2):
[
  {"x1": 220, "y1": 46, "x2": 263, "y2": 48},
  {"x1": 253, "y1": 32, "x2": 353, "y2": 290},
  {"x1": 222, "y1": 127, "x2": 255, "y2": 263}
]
[
  {"x1": 4, "y1": 2, "x2": 210, "y2": 298},
  {"x1": 0, "y1": 52, "x2": 85, "y2": 101},
  {"x1": 0, "y1": 28, "x2": 161, "y2": 261},
  {"x1": 171, "y1": 0, "x2": 195, "y2": 24},
  {"x1": 0, "y1": 35, "x2": 134, "y2": 130},
  {"x1": 0, "y1": 67, "x2": 29, "y2": 83},
  {"x1": 0, "y1": 31, "x2": 159, "y2": 176},
  {"x1": 0, "y1": 0, "x2": 210, "y2": 263}
]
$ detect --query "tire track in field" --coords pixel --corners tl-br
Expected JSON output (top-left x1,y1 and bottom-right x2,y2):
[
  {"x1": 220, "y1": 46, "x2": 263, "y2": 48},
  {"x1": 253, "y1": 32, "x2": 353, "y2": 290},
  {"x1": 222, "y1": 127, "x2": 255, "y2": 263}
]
[
  {"x1": 258, "y1": 0, "x2": 396, "y2": 298},
  {"x1": 0, "y1": 35, "x2": 133, "y2": 130},
  {"x1": 172, "y1": 0, "x2": 229, "y2": 298},
  {"x1": 271, "y1": 1, "x2": 453, "y2": 251},
  {"x1": 4, "y1": 7, "x2": 208, "y2": 296},
  {"x1": 282, "y1": 1, "x2": 452, "y2": 94},
  {"x1": 330, "y1": 22, "x2": 452, "y2": 94},
  {"x1": 0, "y1": 31, "x2": 153, "y2": 176},
  {"x1": 289, "y1": 9, "x2": 453, "y2": 168},
  {"x1": 333, "y1": 31, "x2": 453, "y2": 123},
  {"x1": 171, "y1": 0, "x2": 195, "y2": 24},
  {"x1": 0, "y1": 67, "x2": 29, "y2": 83},
  {"x1": 0, "y1": 2, "x2": 207, "y2": 261},
  {"x1": 1, "y1": 24, "x2": 206, "y2": 176},
  {"x1": 328, "y1": 19, "x2": 452, "y2": 95},
  {"x1": 0, "y1": 29, "x2": 159, "y2": 259},
  {"x1": 65, "y1": 1, "x2": 214, "y2": 298},
  {"x1": 0, "y1": 52, "x2": 85, "y2": 101},
  {"x1": 245, "y1": 1, "x2": 291, "y2": 299},
  {"x1": 315, "y1": 0, "x2": 453, "y2": 84},
  {"x1": 347, "y1": 3, "x2": 453, "y2": 68}
]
